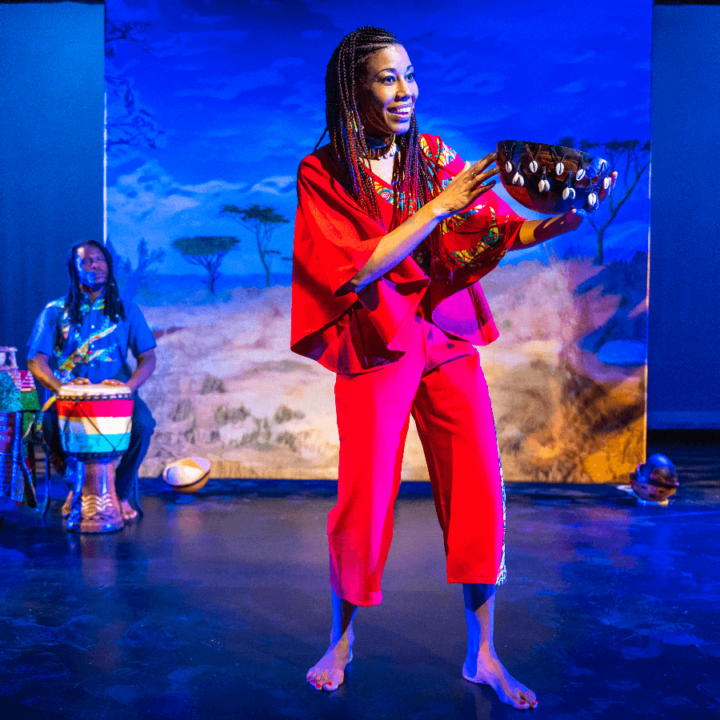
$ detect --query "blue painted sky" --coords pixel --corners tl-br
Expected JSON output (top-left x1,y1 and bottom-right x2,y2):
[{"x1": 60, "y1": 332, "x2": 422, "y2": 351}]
[{"x1": 106, "y1": 0, "x2": 652, "y2": 278}]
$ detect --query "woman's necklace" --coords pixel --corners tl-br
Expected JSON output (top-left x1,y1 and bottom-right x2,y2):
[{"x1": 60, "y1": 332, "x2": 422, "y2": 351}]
[{"x1": 365, "y1": 134, "x2": 398, "y2": 160}]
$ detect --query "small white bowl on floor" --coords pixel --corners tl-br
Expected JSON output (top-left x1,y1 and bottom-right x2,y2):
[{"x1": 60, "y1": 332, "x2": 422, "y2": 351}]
[{"x1": 163, "y1": 456, "x2": 211, "y2": 494}]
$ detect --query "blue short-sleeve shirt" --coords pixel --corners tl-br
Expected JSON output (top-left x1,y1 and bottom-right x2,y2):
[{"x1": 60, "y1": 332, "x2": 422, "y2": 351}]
[{"x1": 27, "y1": 292, "x2": 157, "y2": 385}]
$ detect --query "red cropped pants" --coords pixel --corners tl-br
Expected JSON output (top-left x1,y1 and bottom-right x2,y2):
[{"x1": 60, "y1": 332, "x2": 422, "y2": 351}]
[{"x1": 330, "y1": 316, "x2": 507, "y2": 607}]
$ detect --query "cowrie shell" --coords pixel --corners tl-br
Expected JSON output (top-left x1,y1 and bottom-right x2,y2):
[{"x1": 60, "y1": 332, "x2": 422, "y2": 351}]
[
  {"x1": 602, "y1": 177, "x2": 612, "y2": 190},
  {"x1": 587, "y1": 192, "x2": 598, "y2": 207},
  {"x1": 529, "y1": 160, "x2": 538, "y2": 173},
  {"x1": 555, "y1": 162, "x2": 565, "y2": 175},
  {"x1": 512, "y1": 172, "x2": 525, "y2": 187},
  {"x1": 576, "y1": 168, "x2": 586, "y2": 181},
  {"x1": 505, "y1": 161, "x2": 513, "y2": 172},
  {"x1": 563, "y1": 187, "x2": 576, "y2": 200}
]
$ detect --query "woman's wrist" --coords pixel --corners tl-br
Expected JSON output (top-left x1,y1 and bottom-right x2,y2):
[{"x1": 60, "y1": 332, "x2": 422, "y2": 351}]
[
  {"x1": 424, "y1": 197, "x2": 451, "y2": 221},
  {"x1": 556, "y1": 210, "x2": 583, "y2": 235},
  {"x1": 515, "y1": 211, "x2": 583, "y2": 248}
]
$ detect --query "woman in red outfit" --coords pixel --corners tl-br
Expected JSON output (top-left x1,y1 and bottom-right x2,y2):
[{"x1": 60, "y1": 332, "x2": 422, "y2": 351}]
[{"x1": 292, "y1": 27, "x2": 598, "y2": 709}]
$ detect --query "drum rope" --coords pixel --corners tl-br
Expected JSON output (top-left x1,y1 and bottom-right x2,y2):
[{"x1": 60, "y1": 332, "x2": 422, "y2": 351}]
[{"x1": 61, "y1": 397, "x2": 132, "y2": 454}]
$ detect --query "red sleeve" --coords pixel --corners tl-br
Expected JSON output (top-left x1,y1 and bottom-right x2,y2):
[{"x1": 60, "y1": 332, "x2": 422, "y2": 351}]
[
  {"x1": 290, "y1": 146, "x2": 428, "y2": 373},
  {"x1": 421, "y1": 135, "x2": 524, "y2": 286},
  {"x1": 420, "y1": 135, "x2": 526, "y2": 345}
]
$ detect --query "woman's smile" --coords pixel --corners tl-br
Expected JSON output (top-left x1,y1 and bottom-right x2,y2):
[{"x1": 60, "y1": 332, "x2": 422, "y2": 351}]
[{"x1": 388, "y1": 105, "x2": 412, "y2": 117}]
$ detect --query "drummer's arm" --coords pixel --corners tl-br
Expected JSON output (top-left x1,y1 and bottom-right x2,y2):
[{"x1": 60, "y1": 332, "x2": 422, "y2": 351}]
[
  {"x1": 125, "y1": 349, "x2": 156, "y2": 393},
  {"x1": 27, "y1": 353, "x2": 63, "y2": 394},
  {"x1": 510, "y1": 211, "x2": 583, "y2": 251}
]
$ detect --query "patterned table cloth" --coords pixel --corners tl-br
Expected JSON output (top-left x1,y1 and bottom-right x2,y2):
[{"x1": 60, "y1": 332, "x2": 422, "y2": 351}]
[{"x1": 0, "y1": 370, "x2": 39, "y2": 505}]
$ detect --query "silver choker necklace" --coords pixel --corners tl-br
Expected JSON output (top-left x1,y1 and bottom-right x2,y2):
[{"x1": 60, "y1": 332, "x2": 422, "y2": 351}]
[{"x1": 365, "y1": 136, "x2": 398, "y2": 160}]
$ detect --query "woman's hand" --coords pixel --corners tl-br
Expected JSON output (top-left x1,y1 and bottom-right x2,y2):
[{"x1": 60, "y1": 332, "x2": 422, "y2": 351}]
[
  {"x1": 598, "y1": 171, "x2": 618, "y2": 204},
  {"x1": 341, "y1": 150, "x2": 499, "y2": 294},
  {"x1": 512, "y1": 170, "x2": 619, "y2": 250},
  {"x1": 428, "y1": 152, "x2": 500, "y2": 219}
]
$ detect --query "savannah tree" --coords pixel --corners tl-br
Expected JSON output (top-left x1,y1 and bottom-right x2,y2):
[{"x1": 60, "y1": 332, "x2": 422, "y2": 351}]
[
  {"x1": 560, "y1": 137, "x2": 651, "y2": 265},
  {"x1": 221, "y1": 204, "x2": 289, "y2": 287},
  {"x1": 105, "y1": 18, "x2": 163, "y2": 152},
  {"x1": 172, "y1": 236, "x2": 239, "y2": 294}
]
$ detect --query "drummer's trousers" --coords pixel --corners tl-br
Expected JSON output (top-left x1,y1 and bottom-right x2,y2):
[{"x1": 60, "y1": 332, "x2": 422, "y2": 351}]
[{"x1": 330, "y1": 319, "x2": 506, "y2": 607}]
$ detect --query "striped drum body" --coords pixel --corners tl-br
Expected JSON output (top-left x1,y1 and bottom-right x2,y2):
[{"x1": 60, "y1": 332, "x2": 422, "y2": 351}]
[{"x1": 56, "y1": 384, "x2": 133, "y2": 460}]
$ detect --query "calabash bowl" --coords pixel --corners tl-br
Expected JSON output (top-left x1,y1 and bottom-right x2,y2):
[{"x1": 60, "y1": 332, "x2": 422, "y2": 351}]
[
  {"x1": 163, "y1": 456, "x2": 211, "y2": 494},
  {"x1": 497, "y1": 140, "x2": 612, "y2": 215}
]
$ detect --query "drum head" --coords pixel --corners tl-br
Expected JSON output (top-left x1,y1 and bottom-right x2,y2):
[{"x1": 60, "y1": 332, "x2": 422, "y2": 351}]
[{"x1": 58, "y1": 383, "x2": 132, "y2": 399}]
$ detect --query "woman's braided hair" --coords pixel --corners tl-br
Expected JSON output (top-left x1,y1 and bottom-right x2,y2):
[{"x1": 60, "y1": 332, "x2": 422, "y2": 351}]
[
  {"x1": 66, "y1": 240, "x2": 125, "y2": 325},
  {"x1": 322, "y1": 26, "x2": 440, "y2": 230}
]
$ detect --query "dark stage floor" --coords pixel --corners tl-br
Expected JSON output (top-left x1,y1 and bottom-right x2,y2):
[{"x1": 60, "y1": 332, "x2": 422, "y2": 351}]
[{"x1": 1, "y1": 432, "x2": 719, "y2": 720}]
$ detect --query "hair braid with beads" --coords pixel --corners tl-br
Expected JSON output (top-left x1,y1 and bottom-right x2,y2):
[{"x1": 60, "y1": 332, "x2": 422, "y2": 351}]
[
  {"x1": 66, "y1": 239, "x2": 126, "y2": 326},
  {"x1": 322, "y1": 27, "x2": 441, "y2": 230}
]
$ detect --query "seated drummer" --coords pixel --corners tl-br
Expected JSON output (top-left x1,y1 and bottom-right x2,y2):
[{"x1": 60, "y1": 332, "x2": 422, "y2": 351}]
[{"x1": 27, "y1": 239, "x2": 157, "y2": 521}]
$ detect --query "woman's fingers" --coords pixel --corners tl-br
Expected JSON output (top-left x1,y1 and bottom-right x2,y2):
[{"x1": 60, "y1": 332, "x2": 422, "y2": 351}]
[
  {"x1": 435, "y1": 152, "x2": 500, "y2": 216},
  {"x1": 466, "y1": 156, "x2": 499, "y2": 191},
  {"x1": 472, "y1": 166, "x2": 500, "y2": 185},
  {"x1": 470, "y1": 152, "x2": 498, "y2": 175},
  {"x1": 471, "y1": 179, "x2": 496, "y2": 198},
  {"x1": 455, "y1": 155, "x2": 498, "y2": 186},
  {"x1": 465, "y1": 180, "x2": 495, "y2": 207},
  {"x1": 598, "y1": 171, "x2": 618, "y2": 202}
]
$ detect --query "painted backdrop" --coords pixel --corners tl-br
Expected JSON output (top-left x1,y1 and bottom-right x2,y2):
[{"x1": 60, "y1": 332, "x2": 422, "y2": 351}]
[{"x1": 106, "y1": 0, "x2": 652, "y2": 482}]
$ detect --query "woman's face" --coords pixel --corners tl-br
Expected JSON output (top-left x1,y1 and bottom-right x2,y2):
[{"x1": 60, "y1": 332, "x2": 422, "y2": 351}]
[{"x1": 356, "y1": 44, "x2": 418, "y2": 138}]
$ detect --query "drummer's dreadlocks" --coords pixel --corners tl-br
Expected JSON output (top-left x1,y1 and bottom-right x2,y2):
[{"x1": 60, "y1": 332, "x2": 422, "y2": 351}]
[
  {"x1": 321, "y1": 26, "x2": 439, "y2": 229},
  {"x1": 66, "y1": 240, "x2": 125, "y2": 325}
]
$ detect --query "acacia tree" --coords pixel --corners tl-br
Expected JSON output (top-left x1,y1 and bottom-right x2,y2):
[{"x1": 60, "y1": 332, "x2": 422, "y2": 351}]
[
  {"x1": 108, "y1": 238, "x2": 165, "y2": 301},
  {"x1": 105, "y1": 19, "x2": 163, "y2": 151},
  {"x1": 172, "y1": 236, "x2": 239, "y2": 294},
  {"x1": 560, "y1": 137, "x2": 651, "y2": 265},
  {"x1": 221, "y1": 204, "x2": 289, "y2": 287}
]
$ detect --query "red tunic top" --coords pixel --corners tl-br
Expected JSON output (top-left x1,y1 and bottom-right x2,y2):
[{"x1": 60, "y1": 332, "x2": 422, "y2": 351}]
[{"x1": 291, "y1": 134, "x2": 524, "y2": 375}]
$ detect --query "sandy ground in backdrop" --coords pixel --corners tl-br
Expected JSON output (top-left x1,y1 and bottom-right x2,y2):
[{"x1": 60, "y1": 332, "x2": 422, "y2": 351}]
[{"x1": 137, "y1": 259, "x2": 644, "y2": 482}]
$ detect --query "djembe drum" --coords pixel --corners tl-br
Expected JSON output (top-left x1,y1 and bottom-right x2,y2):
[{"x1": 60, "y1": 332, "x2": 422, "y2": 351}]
[{"x1": 56, "y1": 384, "x2": 133, "y2": 533}]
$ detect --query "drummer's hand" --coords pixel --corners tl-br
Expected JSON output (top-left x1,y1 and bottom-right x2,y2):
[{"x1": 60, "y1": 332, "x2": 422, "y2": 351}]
[
  {"x1": 100, "y1": 379, "x2": 126, "y2": 387},
  {"x1": 429, "y1": 153, "x2": 500, "y2": 219},
  {"x1": 66, "y1": 377, "x2": 91, "y2": 386}
]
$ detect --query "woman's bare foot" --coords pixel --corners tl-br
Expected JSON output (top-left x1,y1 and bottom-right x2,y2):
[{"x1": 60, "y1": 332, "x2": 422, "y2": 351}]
[
  {"x1": 306, "y1": 635, "x2": 353, "y2": 691},
  {"x1": 463, "y1": 646, "x2": 537, "y2": 710},
  {"x1": 307, "y1": 588, "x2": 358, "y2": 691}
]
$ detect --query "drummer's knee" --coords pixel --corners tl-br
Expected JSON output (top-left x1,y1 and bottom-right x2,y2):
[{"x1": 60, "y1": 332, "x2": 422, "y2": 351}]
[{"x1": 131, "y1": 397, "x2": 156, "y2": 440}]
